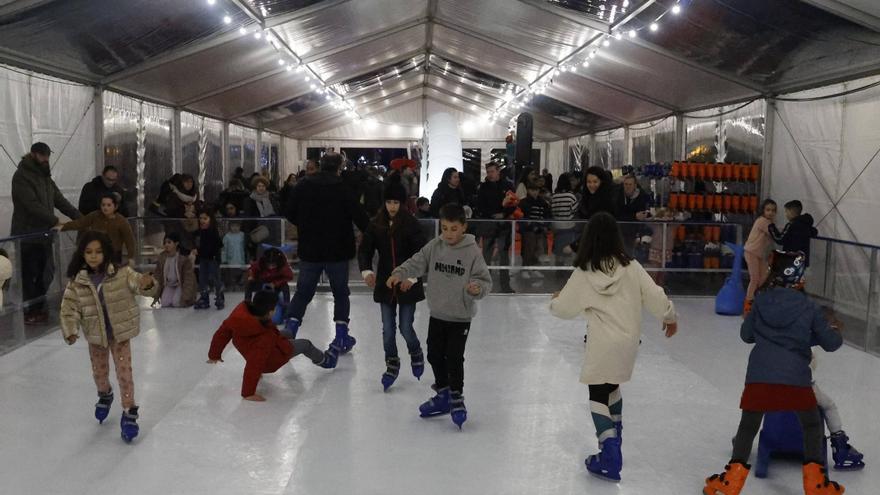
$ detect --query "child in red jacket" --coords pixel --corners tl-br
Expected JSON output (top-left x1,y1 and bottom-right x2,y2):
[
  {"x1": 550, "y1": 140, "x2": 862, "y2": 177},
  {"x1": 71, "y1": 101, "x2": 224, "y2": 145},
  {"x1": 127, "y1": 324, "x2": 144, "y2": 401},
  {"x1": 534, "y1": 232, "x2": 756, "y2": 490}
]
[
  {"x1": 207, "y1": 290, "x2": 338, "y2": 401},
  {"x1": 244, "y1": 247, "x2": 294, "y2": 304}
]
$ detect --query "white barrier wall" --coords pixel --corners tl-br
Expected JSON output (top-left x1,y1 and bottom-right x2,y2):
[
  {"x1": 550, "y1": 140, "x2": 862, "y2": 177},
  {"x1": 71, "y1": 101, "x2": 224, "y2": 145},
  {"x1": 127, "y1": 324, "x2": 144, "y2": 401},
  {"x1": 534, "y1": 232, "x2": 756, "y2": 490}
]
[{"x1": 0, "y1": 65, "x2": 96, "y2": 237}]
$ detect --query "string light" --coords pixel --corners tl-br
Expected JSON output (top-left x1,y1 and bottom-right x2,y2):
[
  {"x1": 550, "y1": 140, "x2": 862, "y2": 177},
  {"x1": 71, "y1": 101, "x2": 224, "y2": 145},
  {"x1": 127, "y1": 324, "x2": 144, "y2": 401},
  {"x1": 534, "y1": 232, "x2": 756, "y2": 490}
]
[
  {"x1": 207, "y1": 0, "x2": 216, "y2": 5},
  {"x1": 223, "y1": 15, "x2": 231, "y2": 24},
  {"x1": 239, "y1": 27, "x2": 247, "y2": 35},
  {"x1": 493, "y1": 0, "x2": 683, "y2": 119}
]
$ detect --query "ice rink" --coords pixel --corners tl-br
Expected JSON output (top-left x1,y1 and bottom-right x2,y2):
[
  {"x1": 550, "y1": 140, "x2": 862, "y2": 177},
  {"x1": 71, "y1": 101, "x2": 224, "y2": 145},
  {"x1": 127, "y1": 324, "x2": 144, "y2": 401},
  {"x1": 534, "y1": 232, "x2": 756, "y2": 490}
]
[{"x1": 1, "y1": 294, "x2": 877, "y2": 495}]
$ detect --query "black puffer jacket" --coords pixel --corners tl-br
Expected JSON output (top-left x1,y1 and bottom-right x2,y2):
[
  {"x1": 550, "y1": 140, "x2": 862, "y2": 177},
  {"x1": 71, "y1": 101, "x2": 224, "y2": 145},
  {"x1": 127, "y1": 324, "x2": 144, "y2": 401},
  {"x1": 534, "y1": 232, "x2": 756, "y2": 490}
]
[
  {"x1": 11, "y1": 155, "x2": 81, "y2": 239},
  {"x1": 79, "y1": 176, "x2": 129, "y2": 217},
  {"x1": 769, "y1": 214, "x2": 819, "y2": 264},
  {"x1": 358, "y1": 213, "x2": 427, "y2": 305},
  {"x1": 285, "y1": 172, "x2": 369, "y2": 262}
]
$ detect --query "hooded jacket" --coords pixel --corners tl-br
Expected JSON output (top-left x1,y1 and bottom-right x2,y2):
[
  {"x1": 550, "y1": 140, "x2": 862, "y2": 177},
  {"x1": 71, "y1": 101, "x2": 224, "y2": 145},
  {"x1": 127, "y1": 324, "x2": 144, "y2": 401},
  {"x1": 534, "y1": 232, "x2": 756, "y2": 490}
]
[
  {"x1": 11, "y1": 155, "x2": 81, "y2": 239},
  {"x1": 391, "y1": 234, "x2": 492, "y2": 322},
  {"x1": 284, "y1": 172, "x2": 369, "y2": 262},
  {"x1": 78, "y1": 176, "x2": 129, "y2": 217},
  {"x1": 550, "y1": 260, "x2": 676, "y2": 385},
  {"x1": 769, "y1": 214, "x2": 818, "y2": 264},
  {"x1": 60, "y1": 264, "x2": 158, "y2": 348},
  {"x1": 208, "y1": 302, "x2": 296, "y2": 397},
  {"x1": 359, "y1": 212, "x2": 427, "y2": 305},
  {"x1": 742, "y1": 288, "x2": 842, "y2": 387}
]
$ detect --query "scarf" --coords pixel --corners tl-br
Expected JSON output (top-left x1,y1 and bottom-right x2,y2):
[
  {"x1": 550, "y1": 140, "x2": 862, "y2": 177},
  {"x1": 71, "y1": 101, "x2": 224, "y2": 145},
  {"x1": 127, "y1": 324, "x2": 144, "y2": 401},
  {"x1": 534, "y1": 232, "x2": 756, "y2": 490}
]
[{"x1": 250, "y1": 191, "x2": 276, "y2": 217}]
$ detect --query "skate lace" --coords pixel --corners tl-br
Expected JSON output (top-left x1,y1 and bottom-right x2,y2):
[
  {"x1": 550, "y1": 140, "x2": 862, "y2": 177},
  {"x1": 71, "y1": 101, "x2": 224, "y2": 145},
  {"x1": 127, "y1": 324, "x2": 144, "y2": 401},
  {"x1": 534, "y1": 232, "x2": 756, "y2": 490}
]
[{"x1": 819, "y1": 468, "x2": 840, "y2": 490}]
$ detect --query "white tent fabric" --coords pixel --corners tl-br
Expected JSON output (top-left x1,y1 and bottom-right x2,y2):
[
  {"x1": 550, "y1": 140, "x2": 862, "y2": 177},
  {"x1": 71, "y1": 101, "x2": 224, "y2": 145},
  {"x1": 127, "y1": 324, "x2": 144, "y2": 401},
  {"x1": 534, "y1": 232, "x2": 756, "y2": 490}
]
[
  {"x1": 0, "y1": 64, "x2": 95, "y2": 237},
  {"x1": 769, "y1": 75, "x2": 880, "y2": 245},
  {"x1": 769, "y1": 75, "x2": 880, "y2": 312}
]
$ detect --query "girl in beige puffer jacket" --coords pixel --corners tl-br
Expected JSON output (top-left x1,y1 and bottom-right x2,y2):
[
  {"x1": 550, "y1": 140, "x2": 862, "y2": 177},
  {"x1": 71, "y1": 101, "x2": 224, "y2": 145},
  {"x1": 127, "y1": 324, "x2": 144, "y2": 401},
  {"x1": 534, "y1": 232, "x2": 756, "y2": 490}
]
[{"x1": 60, "y1": 231, "x2": 157, "y2": 443}]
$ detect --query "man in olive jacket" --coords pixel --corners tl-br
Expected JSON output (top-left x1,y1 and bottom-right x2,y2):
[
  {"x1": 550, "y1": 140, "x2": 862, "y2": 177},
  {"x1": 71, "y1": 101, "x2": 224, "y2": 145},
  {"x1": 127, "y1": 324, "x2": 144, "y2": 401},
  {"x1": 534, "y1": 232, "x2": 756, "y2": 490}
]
[{"x1": 11, "y1": 142, "x2": 82, "y2": 324}]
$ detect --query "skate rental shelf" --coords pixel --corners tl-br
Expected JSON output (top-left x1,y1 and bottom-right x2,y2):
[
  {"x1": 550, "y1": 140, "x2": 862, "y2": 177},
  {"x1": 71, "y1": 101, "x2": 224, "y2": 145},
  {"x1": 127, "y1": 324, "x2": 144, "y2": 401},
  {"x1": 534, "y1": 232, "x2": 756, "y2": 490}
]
[{"x1": 2, "y1": 0, "x2": 880, "y2": 494}]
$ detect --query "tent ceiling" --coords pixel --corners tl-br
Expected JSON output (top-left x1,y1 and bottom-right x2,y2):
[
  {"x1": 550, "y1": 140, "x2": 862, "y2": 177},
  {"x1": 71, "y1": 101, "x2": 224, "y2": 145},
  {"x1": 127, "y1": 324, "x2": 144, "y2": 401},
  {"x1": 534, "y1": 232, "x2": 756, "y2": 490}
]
[{"x1": 1, "y1": 0, "x2": 880, "y2": 138}]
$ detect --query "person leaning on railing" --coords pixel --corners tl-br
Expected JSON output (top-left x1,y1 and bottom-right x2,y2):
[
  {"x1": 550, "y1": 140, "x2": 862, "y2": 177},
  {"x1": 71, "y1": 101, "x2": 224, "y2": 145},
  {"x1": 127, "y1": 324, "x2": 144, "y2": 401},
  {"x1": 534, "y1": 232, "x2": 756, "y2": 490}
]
[
  {"x1": 57, "y1": 192, "x2": 135, "y2": 265},
  {"x1": 11, "y1": 142, "x2": 82, "y2": 325}
]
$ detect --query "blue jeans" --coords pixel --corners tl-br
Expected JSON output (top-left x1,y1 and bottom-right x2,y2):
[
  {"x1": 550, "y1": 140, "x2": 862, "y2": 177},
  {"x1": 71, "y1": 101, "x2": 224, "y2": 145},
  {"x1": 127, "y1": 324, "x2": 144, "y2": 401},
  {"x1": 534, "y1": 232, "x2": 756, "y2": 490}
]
[
  {"x1": 286, "y1": 260, "x2": 350, "y2": 323},
  {"x1": 380, "y1": 302, "x2": 421, "y2": 359},
  {"x1": 198, "y1": 260, "x2": 223, "y2": 295}
]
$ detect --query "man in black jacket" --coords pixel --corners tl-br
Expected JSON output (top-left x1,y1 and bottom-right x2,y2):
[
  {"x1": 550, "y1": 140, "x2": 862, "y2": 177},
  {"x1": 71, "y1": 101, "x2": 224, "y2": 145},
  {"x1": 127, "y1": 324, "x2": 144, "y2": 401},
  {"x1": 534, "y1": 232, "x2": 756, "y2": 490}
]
[
  {"x1": 476, "y1": 162, "x2": 515, "y2": 293},
  {"x1": 12, "y1": 142, "x2": 82, "y2": 324},
  {"x1": 614, "y1": 174, "x2": 650, "y2": 222},
  {"x1": 78, "y1": 165, "x2": 129, "y2": 217},
  {"x1": 283, "y1": 153, "x2": 369, "y2": 353}
]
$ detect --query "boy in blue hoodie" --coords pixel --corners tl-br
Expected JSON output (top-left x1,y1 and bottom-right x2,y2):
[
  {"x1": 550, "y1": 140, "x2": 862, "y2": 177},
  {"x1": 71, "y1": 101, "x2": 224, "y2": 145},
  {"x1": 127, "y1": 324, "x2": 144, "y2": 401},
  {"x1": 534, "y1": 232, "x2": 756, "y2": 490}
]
[
  {"x1": 387, "y1": 203, "x2": 492, "y2": 429},
  {"x1": 703, "y1": 251, "x2": 844, "y2": 495}
]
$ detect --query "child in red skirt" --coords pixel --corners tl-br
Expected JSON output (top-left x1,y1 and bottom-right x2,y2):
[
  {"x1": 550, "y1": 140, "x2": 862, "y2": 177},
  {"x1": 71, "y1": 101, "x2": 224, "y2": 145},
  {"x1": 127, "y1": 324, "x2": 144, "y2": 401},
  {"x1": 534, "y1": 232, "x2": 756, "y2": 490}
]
[{"x1": 703, "y1": 251, "x2": 845, "y2": 495}]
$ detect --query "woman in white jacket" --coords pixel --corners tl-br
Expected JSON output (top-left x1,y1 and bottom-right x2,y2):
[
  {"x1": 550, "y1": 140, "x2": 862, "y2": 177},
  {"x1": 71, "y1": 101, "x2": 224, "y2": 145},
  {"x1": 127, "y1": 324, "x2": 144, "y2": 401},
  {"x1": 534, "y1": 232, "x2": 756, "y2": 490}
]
[{"x1": 550, "y1": 212, "x2": 678, "y2": 482}]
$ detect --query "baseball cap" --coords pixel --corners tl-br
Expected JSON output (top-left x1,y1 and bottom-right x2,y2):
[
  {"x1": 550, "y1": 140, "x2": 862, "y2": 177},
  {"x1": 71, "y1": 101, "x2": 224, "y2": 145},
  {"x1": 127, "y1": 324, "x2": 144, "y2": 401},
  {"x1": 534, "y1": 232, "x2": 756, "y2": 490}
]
[{"x1": 31, "y1": 142, "x2": 52, "y2": 155}]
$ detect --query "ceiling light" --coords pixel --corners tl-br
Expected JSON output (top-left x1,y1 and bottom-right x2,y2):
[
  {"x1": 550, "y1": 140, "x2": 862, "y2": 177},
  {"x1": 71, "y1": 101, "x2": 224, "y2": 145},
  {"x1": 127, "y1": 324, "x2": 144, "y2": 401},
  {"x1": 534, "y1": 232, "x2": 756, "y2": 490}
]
[
  {"x1": 278, "y1": 59, "x2": 285, "y2": 66},
  {"x1": 305, "y1": 75, "x2": 311, "y2": 82},
  {"x1": 223, "y1": 15, "x2": 231, "y2": 24},
  {"x1": 239, "y1": 27, "x2": 247, "y2": 35},
  {"x1": 629, "y1": 29, "x2": 637, "y2": 38},
  {"x1": 650, "y1": 23, "x2": 659, "y2": 32},
  {"x1": 207, "y1": 0, "x2": 216, "y2": 5},
  {"x1": 582, "y1": 60, "x2": 590, "y2": 68},
  {"x1": 254, "y1": 31, "x2": 262, "y2": 39},
  {"x1": 286, "y1": 65, "x2": 293, "y2": 72},
  {"x1": 603, "y1": 38, "x2": 611, "y2": 47},
  {"x1": 672, "y1": 4, "x2": 682, "y2": 15}
]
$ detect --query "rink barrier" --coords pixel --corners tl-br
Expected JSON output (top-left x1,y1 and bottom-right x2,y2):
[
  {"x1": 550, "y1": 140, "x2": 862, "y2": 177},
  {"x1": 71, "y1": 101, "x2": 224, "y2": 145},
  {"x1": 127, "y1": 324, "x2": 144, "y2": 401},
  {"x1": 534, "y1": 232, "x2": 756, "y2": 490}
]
[{"x1": 5, "y1": 220, "x2": 875, "y2": 354}]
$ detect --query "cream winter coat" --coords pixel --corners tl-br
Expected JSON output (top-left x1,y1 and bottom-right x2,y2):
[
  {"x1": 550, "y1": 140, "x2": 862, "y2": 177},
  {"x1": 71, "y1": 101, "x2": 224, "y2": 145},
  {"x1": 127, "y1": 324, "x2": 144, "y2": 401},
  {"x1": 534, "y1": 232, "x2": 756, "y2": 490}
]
[
  {"x1": 0, "y1": 254, "x2": 11, "y2": 307},
  {"x1": 550, "y1": 260, "x2": 676, "y2": 385},
  {"x1": 60, "y1": 264, "x2": 157, "y2": 348}
]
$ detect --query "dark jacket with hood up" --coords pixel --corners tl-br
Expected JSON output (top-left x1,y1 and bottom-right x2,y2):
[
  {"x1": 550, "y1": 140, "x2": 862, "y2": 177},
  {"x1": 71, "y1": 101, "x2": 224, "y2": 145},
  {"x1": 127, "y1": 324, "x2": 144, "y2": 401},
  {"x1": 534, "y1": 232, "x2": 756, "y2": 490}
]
[
  {"x1": 11, "y1": 154, "x2": 81, "y2": 239},
  {"x1": 742, "y1": 287, "x2": 842, "y2": 387},
  {"x1": 769, "y1": 214, "x2": 818, "y2": 263},
  {"x1": 284, "y1": 171, "x2": 369, "y2": 262}
]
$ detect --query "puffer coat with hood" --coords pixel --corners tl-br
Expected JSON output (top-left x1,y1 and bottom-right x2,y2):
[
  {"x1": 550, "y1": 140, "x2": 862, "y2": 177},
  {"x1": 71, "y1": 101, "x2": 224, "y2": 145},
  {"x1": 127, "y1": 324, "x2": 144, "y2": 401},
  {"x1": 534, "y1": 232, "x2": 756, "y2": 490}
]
[
  {"x1": 60, "y1": 264, "x2": 158, "y2": 347},
  {"x1": 742, "y1": 287, "x2": 842, "y2": 387},
  {"x1": 550, "y1": 259, "x2": 676, "y2": 385}
]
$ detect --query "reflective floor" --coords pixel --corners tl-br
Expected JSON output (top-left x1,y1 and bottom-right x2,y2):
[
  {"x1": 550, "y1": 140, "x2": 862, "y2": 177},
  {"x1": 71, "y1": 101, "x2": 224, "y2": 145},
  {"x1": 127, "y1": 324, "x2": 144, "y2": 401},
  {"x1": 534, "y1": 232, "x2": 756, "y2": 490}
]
[{"x1": 1, "y1": 295, "x2": 877, "y2": 494}]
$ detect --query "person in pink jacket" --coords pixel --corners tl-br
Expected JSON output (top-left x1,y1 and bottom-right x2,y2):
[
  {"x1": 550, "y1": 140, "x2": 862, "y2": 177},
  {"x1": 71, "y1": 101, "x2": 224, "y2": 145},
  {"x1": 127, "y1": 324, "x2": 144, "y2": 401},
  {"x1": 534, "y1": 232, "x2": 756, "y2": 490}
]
[{"x1": 744, "y1": 199, "x2": 777, "y2": 307}]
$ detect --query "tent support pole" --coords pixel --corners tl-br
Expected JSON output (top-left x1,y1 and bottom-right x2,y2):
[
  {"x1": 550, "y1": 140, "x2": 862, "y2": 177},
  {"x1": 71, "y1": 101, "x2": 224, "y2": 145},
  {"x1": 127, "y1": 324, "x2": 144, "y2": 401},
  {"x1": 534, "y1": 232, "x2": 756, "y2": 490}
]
[
  {"x1": 222, "y1": 122, "x2": 230, "y2": 182},
  {"x1": 673, "y1": 112, "x2": 685, "y2": 161},
  {"x1": 761, "y1": 99, "x2": 775, "y2": 198},
  {"x1": 94, "y1": 86, "x2": 104, "y2": 175},
  {"x1": 172, "y1": 108, "x2": 182, "y2": 174}
]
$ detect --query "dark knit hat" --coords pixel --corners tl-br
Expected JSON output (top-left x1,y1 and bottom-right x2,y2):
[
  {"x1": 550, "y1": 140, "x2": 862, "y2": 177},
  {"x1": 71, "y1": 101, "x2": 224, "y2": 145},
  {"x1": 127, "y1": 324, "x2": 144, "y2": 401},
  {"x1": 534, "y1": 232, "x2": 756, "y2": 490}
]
[
  {"x1": 250, "y1": 290, "x2": 278, "y2": 317},
  {"x1": 31, "y1": 142, "x2": 52, "y2": 155},
  {"x1": 384, "y1": 181, "x2": 407, "y2": 203}
]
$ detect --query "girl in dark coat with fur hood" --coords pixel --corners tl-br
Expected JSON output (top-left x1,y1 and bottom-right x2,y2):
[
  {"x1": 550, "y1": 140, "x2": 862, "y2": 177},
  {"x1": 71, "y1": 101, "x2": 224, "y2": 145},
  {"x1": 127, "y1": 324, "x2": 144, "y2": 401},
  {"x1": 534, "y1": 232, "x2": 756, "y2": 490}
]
[{"x1": 359, "y1": 177, "x2": 428, "y2": 391}]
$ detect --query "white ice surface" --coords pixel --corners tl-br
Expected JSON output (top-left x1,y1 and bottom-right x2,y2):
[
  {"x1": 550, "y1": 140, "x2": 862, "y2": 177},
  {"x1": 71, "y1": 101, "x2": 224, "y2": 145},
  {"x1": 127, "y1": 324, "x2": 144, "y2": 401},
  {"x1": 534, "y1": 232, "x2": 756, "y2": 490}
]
[{"x1": 0, "y1": 295, "x2": 877, "y2": 494}]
